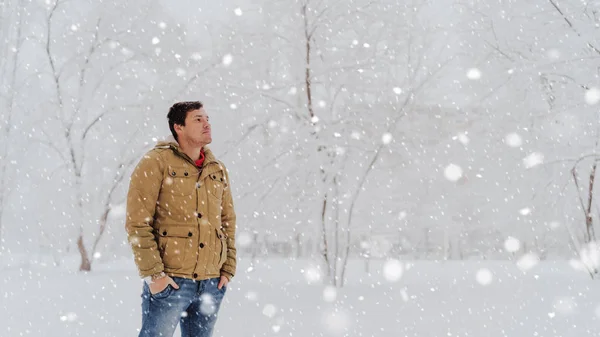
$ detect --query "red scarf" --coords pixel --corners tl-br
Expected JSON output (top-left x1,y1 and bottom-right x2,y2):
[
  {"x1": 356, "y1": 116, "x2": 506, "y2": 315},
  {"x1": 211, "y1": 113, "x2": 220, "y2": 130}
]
[{"x1": 195, "y1": 149, "x2": 205, "y2": 168}]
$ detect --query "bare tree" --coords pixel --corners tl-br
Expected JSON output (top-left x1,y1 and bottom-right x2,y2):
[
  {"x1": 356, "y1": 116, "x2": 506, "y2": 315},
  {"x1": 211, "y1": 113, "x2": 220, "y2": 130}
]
[
  {"x1": 0, "y1": 0, "x2": 24, "y2": 251},
  {"x1": 27, "y1": 0, "x2": 197, "y2": 271},
  {"x1": 216, "y1": 0, "x2": 460, "y2": 286}
]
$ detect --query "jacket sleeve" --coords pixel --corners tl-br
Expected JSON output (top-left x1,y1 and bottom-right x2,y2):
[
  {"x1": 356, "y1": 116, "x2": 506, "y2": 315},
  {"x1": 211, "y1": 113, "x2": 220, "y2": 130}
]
[
  {"x1": 220, "y1": 165, "x2": 237, "y2": 280},
  {"x1": 125, "y1": 150, "x2": 165, "y2": 278}
]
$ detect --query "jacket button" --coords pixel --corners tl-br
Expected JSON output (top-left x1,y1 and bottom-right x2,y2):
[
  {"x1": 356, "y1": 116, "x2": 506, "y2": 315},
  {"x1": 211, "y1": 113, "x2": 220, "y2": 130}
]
[
  {"x1": 184, "y1": 172, "x2": 188, "y2": 176},
  {"x1": 197, "y1": 213, "x2": 202, "y2": 218},
  {"x1": 199, "y1": 243, "x2": 205, "y2": 248},
  {"x1": 212, "y1": 175, "x2": 216, "y2": 179},
  {"x1": 193, "y1": 273, "x2": 198, "y2": 278},
  {"x1": 171, "y1": 171, "x2": 176, "y2": 176},
  {"x1": 162, "y1": 231, "x2": 167, "y2": 236},
  {"x1": 188, "y1": 232, "x2": 192, "y2": 237}
]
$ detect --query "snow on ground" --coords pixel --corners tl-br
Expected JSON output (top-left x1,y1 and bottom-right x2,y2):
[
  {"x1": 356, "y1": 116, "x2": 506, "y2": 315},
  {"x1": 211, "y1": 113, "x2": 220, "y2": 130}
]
[{"x1": 1, "y1": 256, "x2": 599, "y2": 336}]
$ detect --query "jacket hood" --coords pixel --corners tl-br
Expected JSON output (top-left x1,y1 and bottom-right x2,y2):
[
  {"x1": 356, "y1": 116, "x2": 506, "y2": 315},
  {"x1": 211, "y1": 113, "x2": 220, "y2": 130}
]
[
  {"x1": 155, "y1": 134, "x2": 179, "y2": 149},
  {"x1": 154, "y1": 135, "x2": 217, "y2": 165}
]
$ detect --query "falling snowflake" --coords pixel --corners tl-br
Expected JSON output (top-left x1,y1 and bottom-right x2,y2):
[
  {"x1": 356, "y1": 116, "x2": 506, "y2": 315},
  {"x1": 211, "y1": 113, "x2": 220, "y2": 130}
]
[
  {"x1": 519, "y1": 207, "x2": 531, "y2": 215},
  {"x1": 200, "y1": 293, "x2": 217, "y2": 315},
  {"x1": 476, "y1": 268, "x2": 493, "y2": 285},
  {"x1": 548, "y1": 221, "x2": 560, "y2": 230},
  {"x1": 516, "y1": 253, "x2": 539, "y2": 271},
  {"x1": 109, "y1": 204, "x2": 126, "y2": 218},
  {"x1": 393, "y1": 87, "x2": 402, "y2": 94},
  {"x1": 60, "y1": 312, "x2": 78, "y2": 322},
  {"x1": 454, "y1": 132, "x2": 469, "y2": 145},
  {"x1": 245, "y1": 291, "x2": 258, "y2": 301},
  {"x1": 152, "y1": 37, "x2": 160, "y2": 45},
  {"x1": 504, "y1": 133, "x2": 522, "y2": 147},
  {"x1": 579, "y1": 241, "x2": 600, "y2": 271},
  {"x1": 585, "y1": 87, "x2": 600, "y2": 105},
  {"x1": 382, "y1": 133, "x2": 393, "y2": 144},
  {"x1": 237, "y1": 231, "x2": 253, "y2": 247},
  {"x1": 222, "y1": 54, "x2": 233, "y2": 66},
  {"x1": 523, "y1": 152, "x2": 544, "y2": 168},
  {"x1": 383, "y1": 259, "x2": 403, "y2": 282},
  {"x1": 262, "y1": 304, "x2": 277, "y2": 318},
  {"x1": 466, "y1": 68, "x2": 481, "y2": 80},
  {"x1": 234, "y1": 8, "x2": 243, "y2": 16},
  {"x1": 444, "y1": 164, "x2": 463, "y2": 182},
  {"x1": 303, "y1": 265, "x2": 322, "y2": 283},
  {"x1": 504, "y1": 237, "x2": 520, "y2": 253}
]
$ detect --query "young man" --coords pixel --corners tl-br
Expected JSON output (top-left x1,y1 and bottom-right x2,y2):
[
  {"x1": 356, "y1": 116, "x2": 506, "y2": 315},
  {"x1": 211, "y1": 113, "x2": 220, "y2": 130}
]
[{"x1": 125, "y1": 101, "x2": 236, "y2": 337}]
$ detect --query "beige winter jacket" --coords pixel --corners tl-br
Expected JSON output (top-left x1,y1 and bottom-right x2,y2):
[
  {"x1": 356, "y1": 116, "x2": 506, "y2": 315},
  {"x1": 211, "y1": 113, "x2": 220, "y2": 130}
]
[{"x1": 125, "y1": 136, "x2": 236, "y2": 281}]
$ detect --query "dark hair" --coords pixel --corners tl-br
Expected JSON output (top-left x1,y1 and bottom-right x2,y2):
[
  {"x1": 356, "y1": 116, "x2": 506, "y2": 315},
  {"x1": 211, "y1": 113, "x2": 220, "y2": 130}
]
[{"x1": 167, "y1": 101, "x2": 203, "y2": 141}]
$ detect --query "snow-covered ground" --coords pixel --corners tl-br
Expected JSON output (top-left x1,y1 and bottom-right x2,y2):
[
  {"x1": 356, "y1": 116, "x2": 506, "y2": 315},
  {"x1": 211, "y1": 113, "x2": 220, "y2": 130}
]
[{"x1": 1, "y1": 256, "x2": 599, "y2": 337}]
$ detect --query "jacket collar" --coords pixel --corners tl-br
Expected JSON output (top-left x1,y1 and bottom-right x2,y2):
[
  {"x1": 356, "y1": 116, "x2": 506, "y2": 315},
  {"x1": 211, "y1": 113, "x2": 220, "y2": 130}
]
[{"x1": 155, "y1": 135, "x2": 218, "y2": 168}]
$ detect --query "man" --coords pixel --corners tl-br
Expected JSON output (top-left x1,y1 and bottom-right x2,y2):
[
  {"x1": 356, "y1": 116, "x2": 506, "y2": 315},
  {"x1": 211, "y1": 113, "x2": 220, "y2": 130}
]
[{"x1": 125, "y1": 101, "x2": 236, "y2": 337}]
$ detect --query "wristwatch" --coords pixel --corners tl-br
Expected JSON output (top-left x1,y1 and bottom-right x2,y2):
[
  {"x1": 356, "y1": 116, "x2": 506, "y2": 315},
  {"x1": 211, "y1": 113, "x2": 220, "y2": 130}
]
[{"x1": 143, "y1": 271, "x2": 167, "y2": 284}]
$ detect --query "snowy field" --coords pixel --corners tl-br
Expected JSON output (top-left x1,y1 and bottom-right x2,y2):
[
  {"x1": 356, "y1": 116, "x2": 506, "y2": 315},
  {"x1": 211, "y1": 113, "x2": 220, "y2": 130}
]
[{"x1": 1, "y1": 256, "x2": 599, "y2": 337}]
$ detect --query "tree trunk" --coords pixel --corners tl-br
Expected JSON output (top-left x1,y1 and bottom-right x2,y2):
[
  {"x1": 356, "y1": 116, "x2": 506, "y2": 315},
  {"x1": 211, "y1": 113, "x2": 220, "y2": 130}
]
[
  {"x1": 77, "y1": 234, "x2": 91, "y2": 271},
  {"x1": 295, "y1": 233, "x2": 302, "y2": 258},
  {"x1": 320, "y1": 188, "x2": 332, "y2": 282}
]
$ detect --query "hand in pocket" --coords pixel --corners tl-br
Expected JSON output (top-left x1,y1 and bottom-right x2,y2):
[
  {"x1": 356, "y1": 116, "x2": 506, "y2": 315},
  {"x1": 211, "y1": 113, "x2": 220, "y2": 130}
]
[{"x1": 149, "y1": 276, "x2": 179, "y2": 295}]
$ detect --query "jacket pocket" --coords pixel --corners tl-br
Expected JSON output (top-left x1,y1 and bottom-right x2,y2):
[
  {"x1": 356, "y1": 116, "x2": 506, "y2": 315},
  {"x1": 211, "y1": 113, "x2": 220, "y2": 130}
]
[
  {"x1": 156, "y1": 226, "x2": 194, "y2": 270},
  {"x1": 151, "y1": 284, "x2": 174, "y2": 299},
  {"x1": 164, "y1": 165, "x2": 198, "y2": 197},
  {"x1": 215, "y1": 227, "x2": 228, "y2": 268},
  {"x1": 206, "y1": 171, "x2": 225, "y2": 200}
]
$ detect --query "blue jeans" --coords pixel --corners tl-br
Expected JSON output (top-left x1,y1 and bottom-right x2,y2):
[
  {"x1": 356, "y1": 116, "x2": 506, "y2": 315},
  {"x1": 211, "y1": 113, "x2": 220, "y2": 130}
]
[{"x1": 138, "y1": 276, "x2": 227, "y2": 337}]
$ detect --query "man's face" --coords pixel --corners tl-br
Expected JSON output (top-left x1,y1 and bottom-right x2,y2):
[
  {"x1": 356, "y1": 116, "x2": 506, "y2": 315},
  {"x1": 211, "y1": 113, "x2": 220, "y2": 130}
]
[{"x1": 175, "y1": 108, "x2": 212, "y2": 146}]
